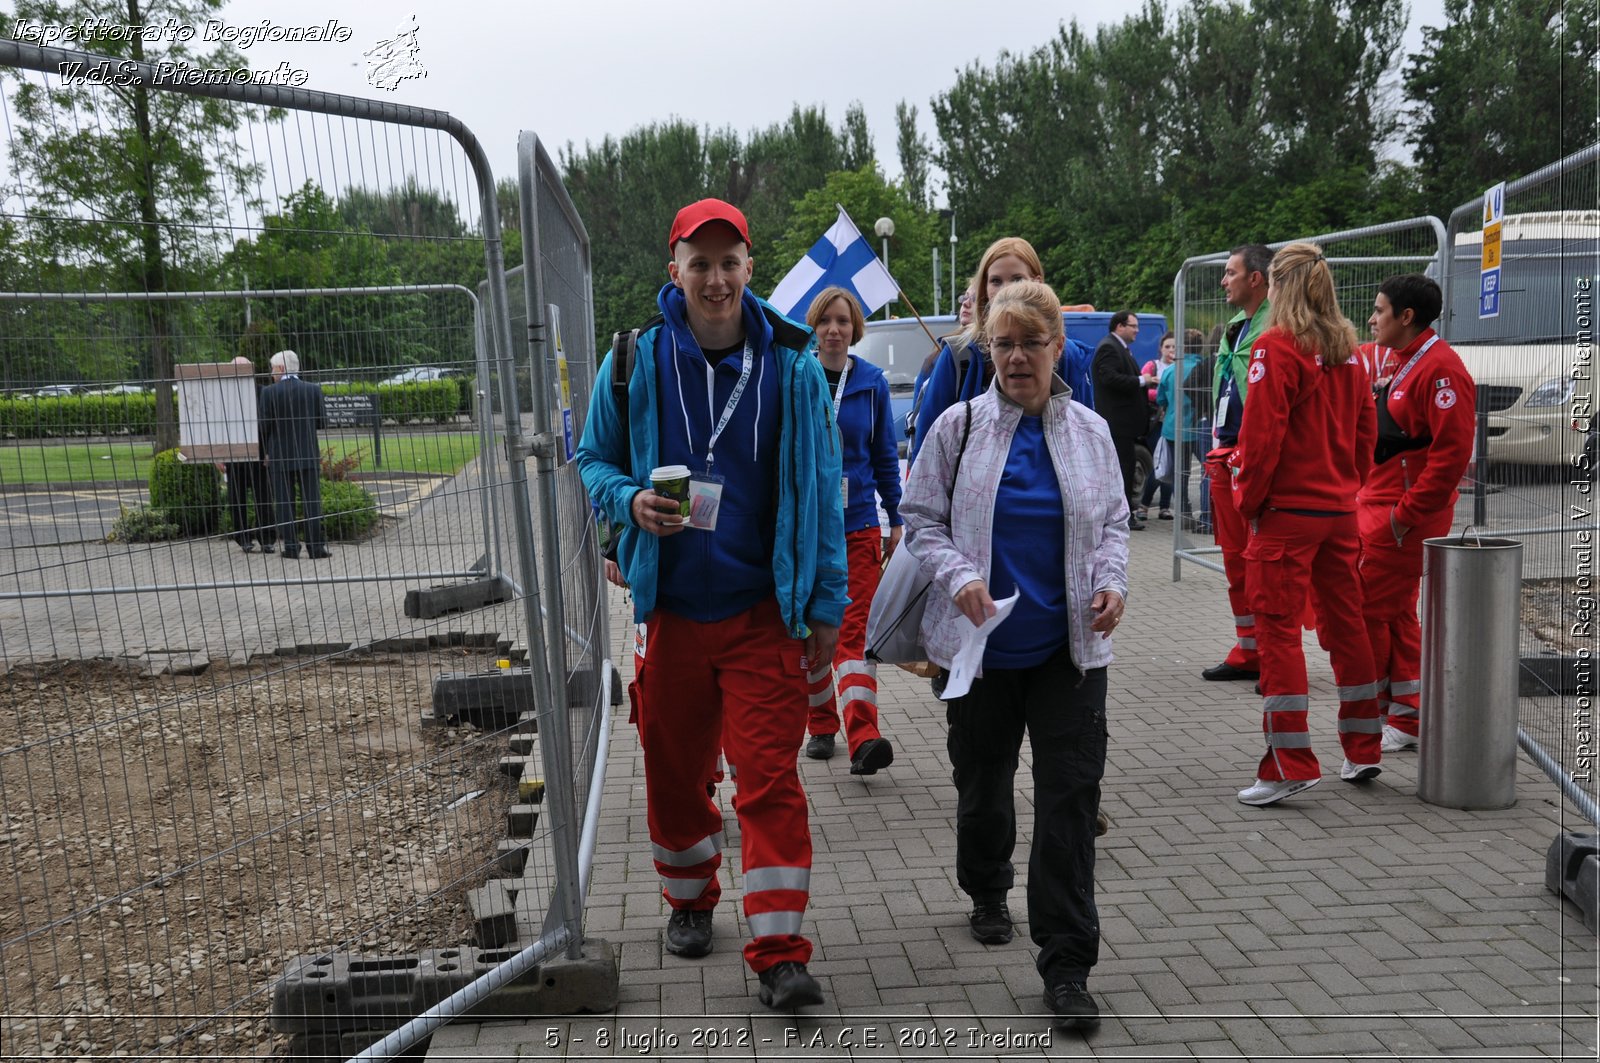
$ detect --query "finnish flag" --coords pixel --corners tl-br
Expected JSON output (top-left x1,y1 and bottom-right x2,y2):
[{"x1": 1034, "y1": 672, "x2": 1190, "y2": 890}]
[{"x1": 769, "y1": 206, "x2": 901, "y2": 320}]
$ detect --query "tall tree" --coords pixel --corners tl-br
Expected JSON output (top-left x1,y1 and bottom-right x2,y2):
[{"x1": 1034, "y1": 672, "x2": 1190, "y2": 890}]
[
  {"x1": 1404, "y1": 0, "x2": 1600, "y2": 215},
  {"x1": 0, "y1": 0, "x2": 262, "y2": 450},
  {"x1": 895, "y1": 100, "x2": 932, "y2": 209}
]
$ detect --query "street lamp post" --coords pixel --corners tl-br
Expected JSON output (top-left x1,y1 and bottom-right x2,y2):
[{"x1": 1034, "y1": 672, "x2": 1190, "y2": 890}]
[
  {"x1": 948, "y1": 211, "x2": 958, "y2": 307},
  {"x1": 874, "y1": 216, "x2": 895, "y2": 319}
]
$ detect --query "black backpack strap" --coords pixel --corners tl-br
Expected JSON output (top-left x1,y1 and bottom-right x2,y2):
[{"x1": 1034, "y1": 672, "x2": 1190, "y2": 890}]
[{"x1": 607, "y1": 314, "x2": 662, "y2": 479}]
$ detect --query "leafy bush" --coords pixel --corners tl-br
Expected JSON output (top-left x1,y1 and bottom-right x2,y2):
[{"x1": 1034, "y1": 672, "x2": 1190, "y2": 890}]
[
  {"x1": 148, "y1": 448, "x2": 221, "y2": 536},
  {"x1": 320, "y1": 446, "x2": 365, "y2": 482},
  {"x1": 107, "y1": 503, "x2": 180, "y2": 543},
  {"x1": 318, "y1": 479, "x2": 378, "y2": 540}
]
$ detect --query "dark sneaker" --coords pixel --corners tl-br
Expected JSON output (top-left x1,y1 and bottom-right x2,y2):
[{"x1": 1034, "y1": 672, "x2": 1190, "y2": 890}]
[
  {"x1": 1044, "y1": 981, "x2": 1100, "y2": 1031},
  {"x1": 849, "y1": 737, "x2": 894, "y2": 775},
  {"x1": 1095, "y1": 810, "x2": 1110, "y2": 836},
  {"x1": 1201, "y1": 661, "x2": 1260, "y2": 681},
  {"x1": 757, "y1": 961, "x2": 824, "y2": 1010},
  {"x1": 664, "y1": 908, "x2": 713, "y2": 957},
  {"x1": 968, "y1": 900, "x2": 1013, "y2": 944},
  {"x1": 804, "y1": 733, "x2": 836, "y2": 760}
]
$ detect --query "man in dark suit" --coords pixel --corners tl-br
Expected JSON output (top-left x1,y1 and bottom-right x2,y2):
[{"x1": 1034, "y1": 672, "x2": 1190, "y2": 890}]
[
  {"x1": 260, "y1": 349, "x2": 331, "y2": 559},
  {"x1": 1093, "y1": 311, "x2": 1153, "y2": 530}
]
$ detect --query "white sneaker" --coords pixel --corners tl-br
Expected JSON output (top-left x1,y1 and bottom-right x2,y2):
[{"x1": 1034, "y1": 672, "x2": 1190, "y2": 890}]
[
  {"x1": 1381, "y1": 725, "x2": 1417, "y2": 753},
  {"x1": 1237, "y1": 776, "x2": 1321, "y2": 806},
  {"x1": 1340, "y1": 759, "x2": 1382, "y2": 782}
]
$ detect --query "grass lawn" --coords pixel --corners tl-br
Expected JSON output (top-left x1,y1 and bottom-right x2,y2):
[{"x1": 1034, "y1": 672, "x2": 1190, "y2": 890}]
[{"x1": 0, "y1": 431, "x2": 484, "y2": 485}]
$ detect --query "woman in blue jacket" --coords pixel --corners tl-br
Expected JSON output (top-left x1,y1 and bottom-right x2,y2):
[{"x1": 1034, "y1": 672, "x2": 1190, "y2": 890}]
[
  {"x1": 802, "y1": 287, "x2": 902, "y2": 776},
  {"x1": 909, "y1": 237, "x2": 1094, "y2": 466}
]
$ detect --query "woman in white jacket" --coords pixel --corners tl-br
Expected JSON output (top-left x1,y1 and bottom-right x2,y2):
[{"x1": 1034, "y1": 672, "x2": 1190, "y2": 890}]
[{"x1": 902, "y1": 280, "x2": 1129, "y2": 1034}]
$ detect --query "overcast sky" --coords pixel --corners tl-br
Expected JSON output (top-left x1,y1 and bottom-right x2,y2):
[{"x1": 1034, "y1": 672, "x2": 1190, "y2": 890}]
[{"x1": 211, "y1": 0, "x2": 1448, "y2": 201}]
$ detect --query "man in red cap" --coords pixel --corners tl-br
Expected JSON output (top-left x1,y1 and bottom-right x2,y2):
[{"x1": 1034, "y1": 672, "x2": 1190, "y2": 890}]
[{"x1": 577, "y1": 198, "x2": 848, "y2": 1010}]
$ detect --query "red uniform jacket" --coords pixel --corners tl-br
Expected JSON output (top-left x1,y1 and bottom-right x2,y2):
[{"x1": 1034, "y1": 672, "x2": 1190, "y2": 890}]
[
  {"x1": 1231, "y1": 327, "x2": 1377, "y2": 519},
  {"x1": 1356, "y1": 328, "x2": 1476, "y2": 526}
]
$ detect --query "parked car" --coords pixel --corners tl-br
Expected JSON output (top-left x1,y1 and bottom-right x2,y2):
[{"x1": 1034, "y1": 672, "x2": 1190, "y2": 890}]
[
  {"x1": 30, "y1": 384, "x2": 87, "y2": 398},
  {"x1": 1447, "y1": 210, "x2": 1599, "y2": 471},
  {"x1": 379, "y1": 366, "x2": 467, "y2": 386}
]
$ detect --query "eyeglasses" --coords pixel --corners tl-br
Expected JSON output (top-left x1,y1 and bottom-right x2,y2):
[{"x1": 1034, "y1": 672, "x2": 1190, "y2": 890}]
[
  {"x1": 989, "y1": 338, "x2": 1053, "y2": 356},
  {"x1": 957, "y1": 293, "x2": 974, "y2": 306}
]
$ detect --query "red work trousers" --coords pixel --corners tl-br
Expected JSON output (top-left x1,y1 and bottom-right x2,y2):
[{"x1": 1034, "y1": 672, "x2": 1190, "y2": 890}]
[
  {"x1": 1207, "y1": 450, "x2": 1260, "y2": 670},
  {"x1": 1245, "y1": 510, "x2": 1382, "y2": 780},
  {"x1": 807, "y1": 529, "x2": 884, "y2": 756},
  {"x1": 631, "y1": 596, "x2": 813, "y2": 972},
  {"x1": 1358, "y1": 502, "x2": 1454, "y2": 738}
]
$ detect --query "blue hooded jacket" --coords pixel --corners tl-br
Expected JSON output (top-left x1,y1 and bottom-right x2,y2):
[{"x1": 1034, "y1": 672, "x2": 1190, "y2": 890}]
[
  {"x1": 824, "y1": 353, "x2": 902, "y2": 533},
  {"x1": 576, "y1": 286, "x2": 849, "y2": 636}
]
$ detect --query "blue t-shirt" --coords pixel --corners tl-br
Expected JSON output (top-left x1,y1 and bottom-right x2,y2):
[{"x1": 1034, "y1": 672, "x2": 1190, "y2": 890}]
[{"x1": 984, "y1": 416, "x2": 1071, "y2": 669}]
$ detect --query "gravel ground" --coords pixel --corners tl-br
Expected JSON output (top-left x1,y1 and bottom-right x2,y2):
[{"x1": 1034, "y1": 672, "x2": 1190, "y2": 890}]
[{"x1": 0, "y1": 650, "x2": 517, "y2": 1060}]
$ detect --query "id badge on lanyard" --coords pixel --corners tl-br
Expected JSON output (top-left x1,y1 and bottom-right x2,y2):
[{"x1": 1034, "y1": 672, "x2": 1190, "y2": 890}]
[
  {"x1": 680, "y1": 337, "x2": 754, "y2": 532},
  {"x1": 831, "y1": 360, "x2": 850, "y2": 511}
]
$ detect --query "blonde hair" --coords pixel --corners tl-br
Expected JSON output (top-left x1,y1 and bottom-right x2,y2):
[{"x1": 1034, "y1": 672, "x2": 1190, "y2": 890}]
[
  {"x1": 804, "y1": 286, "x2": 866, "y2": 344},
  {"x1": 1266, "y1": 242, "x2": 1358, "y2": 367},
  {"x1": 985, "y1": 280, "x2": 1064, "y2": 343},
  {"x1": 958, "y1": 237, "x2": 1046, "y2": 352}
]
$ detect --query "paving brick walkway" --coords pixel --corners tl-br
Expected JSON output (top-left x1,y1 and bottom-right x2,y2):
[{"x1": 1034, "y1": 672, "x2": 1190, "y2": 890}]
[{"x1": 427, "y1": 526, "x2": 1600, "y2": 1061}]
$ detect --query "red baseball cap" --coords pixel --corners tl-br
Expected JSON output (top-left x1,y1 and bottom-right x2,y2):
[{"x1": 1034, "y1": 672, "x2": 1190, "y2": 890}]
[{"x1": 668, "y1": 198, "x2": 750, "y2": 252}]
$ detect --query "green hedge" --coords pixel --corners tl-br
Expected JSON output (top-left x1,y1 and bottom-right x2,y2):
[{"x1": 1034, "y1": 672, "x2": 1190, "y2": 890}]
[
  {"x1": 0, "y1": 393, "x2": 157, "y2": 438},
  {"x1": 325, "y1": 379, "x2": 463, "y2": 424},
  {"x1": 0, "y1": 379, "x2": 463, "y2": 439},
  {"x1": 148, "y1": 448, "x2": 222, "y2": 536}
]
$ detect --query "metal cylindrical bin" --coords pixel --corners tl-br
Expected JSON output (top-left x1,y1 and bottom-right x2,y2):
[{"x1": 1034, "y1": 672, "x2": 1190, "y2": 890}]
[{"x1": 1417, "y1": 533, "x2": 1523, "y2": 809}]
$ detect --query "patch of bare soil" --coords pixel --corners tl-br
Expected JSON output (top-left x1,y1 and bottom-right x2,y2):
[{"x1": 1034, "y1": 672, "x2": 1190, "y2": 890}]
[
  {"x1": 0, "y1": 650, "x2": 517, "y2": 1060},
  {"x1": 1524, "y1": 579, "x2": 1592, "y2": 654}
]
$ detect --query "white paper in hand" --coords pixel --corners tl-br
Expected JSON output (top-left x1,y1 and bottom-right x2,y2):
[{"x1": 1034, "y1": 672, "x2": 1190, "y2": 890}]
[{"x1": 938, "y1": 591, "x2": 1020, "y2": 701}]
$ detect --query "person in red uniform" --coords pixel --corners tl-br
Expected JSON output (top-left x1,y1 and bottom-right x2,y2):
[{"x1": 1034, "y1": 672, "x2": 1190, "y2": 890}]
[
  {"x1": 1229, "y1": 242, "x2": 1382, "y2": 807},
  {"x1": 1358, "y1": 274, "x2": 1476, "y2": 752},
  {"x1": 1202, "y1": 244, "x2": 1275, "y2": 683},
  {"x1": 802, "y1": 286, "x2": 901, "y2": 775}
]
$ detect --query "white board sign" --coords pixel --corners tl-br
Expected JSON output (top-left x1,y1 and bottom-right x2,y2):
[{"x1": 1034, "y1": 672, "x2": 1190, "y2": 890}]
[{"x1": 176, "y1": 363, "x2": 261, "y2": 462}]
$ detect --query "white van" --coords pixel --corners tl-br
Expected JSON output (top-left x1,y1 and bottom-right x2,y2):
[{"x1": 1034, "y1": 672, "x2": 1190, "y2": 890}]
[{"x1": 1448, "y1": 211, "x2": 1599, "y2": 470}]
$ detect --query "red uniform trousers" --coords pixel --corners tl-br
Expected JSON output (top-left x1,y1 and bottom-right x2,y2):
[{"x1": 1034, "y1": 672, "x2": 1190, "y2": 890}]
[
  {"x1": 1245, "y1": 510, "x2": 1382, "y2": 780},
  {"x1": 1358, "y1": 503, "x2": 1453, "y2": 738},
  {"x1": 636, "y1": 624, "x2": 729, "y2": 796},
  {"x1": 1207, "y1": 450, "x2": 1261, "y2": 669},
  {"x1": 806, "y1": 529, "x2": 884, "y2": 755},
  {"x1": 631, "y1": 596, "x2": 812, "y2": 972}
]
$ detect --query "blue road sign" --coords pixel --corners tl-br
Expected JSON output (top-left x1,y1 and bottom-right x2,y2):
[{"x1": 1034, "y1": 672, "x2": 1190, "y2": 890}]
[{"x1": 1479, "y1": 267, "x2": 1501, "y2": 319}]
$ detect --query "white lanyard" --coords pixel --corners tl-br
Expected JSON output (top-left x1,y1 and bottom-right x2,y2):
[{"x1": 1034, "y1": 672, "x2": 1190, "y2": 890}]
[
  {"x1": 1388, "y1": 334, "x2": 1440, "y2": 392},
  {"x1": 830, "y1": 359, "x2": 850, "y2": 419},
  {"x1": 674, "y1": 334, "x2": 755, "y2": 470}
]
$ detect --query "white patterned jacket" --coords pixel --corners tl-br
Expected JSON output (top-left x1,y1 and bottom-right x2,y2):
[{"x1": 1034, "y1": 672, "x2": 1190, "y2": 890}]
[{"x1": 902, "y1": 377, "x2": 1130, "y2": 674}]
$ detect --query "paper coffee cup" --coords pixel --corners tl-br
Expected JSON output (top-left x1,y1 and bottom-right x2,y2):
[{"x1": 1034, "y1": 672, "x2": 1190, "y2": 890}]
[{"x1": 649, "y1": 464, "x2": 691, "y2": 519}]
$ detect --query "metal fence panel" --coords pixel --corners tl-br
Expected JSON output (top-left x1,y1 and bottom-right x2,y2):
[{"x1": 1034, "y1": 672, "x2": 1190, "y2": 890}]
[
  {"x1": 1442, "y1": 146, "x2": 1600, "y2": 819},
  {"x1": 0, "y1": 39, "x2": 595, "y2": 1059}
]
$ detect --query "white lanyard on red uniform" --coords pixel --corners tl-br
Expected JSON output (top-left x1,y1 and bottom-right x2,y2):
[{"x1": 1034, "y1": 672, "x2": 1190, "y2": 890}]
[{"x1": 1386, "y1": 334, "x2": 1441, "y2": 394}]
